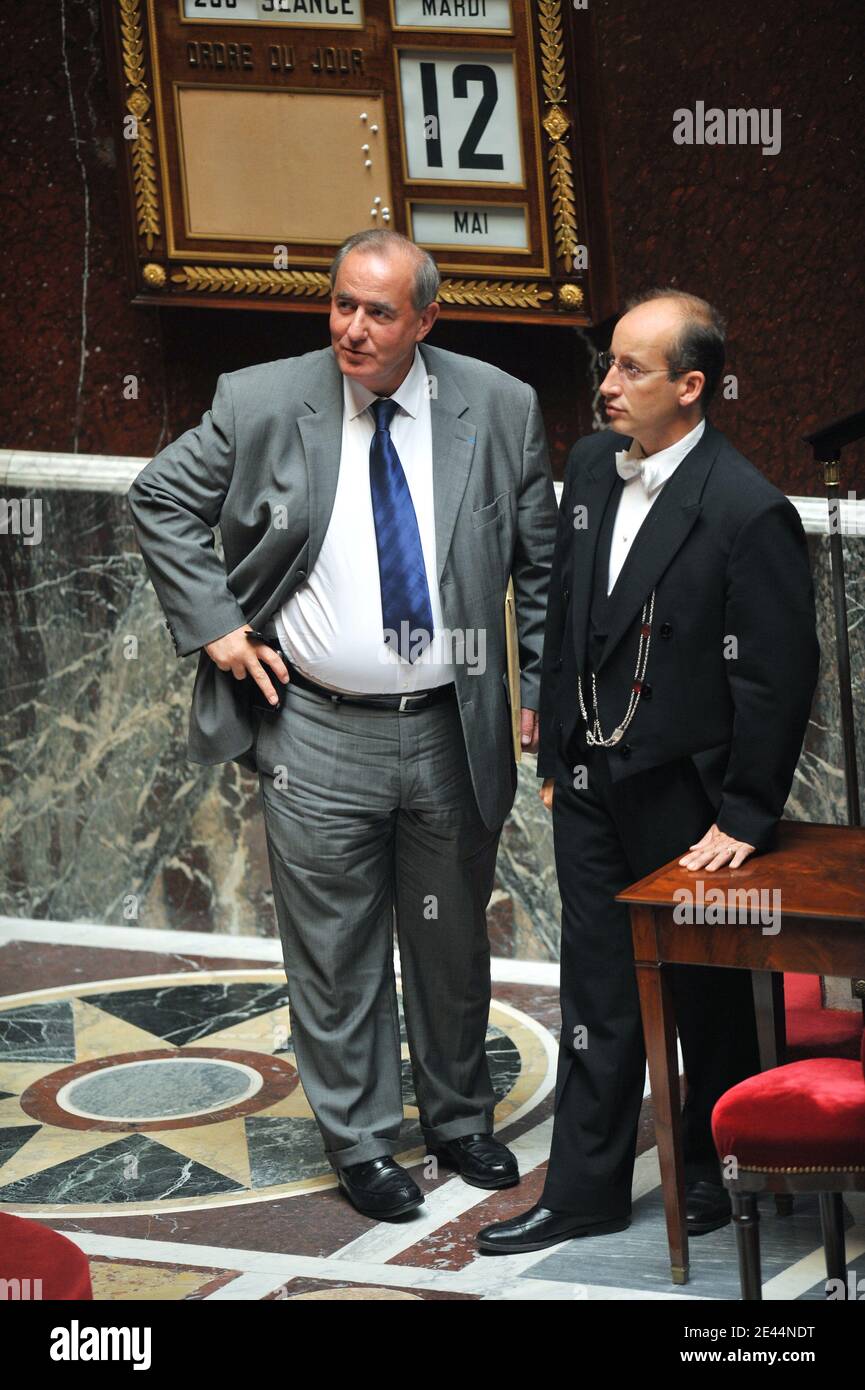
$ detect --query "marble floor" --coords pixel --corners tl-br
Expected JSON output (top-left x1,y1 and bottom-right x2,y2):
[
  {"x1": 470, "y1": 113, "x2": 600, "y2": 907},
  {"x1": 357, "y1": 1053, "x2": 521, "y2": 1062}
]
[{"x1": 1, "y1": 916, "x2": 862, "y2": 1302}]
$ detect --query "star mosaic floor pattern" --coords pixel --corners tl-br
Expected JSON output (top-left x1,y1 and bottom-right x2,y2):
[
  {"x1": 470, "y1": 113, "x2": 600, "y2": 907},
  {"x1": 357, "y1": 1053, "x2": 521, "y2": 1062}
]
[{"x1": 1, "y1": 917, "x2": 862, "y2": 1301}]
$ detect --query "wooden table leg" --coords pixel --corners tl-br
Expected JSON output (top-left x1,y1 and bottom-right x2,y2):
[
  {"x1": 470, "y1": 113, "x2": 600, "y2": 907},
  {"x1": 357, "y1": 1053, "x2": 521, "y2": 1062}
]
[
  {"x1": 752, "y1": 970, "x2": 795, "y2": 1217},
  {"x1": 632, "y1": 906, "x2": 689, "y2": 1285},
  {"x1": 752, "y1": 970, "x2": 786, "y2": 1071}
]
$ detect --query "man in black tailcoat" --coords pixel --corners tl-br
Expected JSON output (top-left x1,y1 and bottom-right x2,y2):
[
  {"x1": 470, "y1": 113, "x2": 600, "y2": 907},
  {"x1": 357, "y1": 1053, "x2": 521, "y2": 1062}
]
[{"x1": 478, "y1": 288, "x2": 820, "y2": 1253}]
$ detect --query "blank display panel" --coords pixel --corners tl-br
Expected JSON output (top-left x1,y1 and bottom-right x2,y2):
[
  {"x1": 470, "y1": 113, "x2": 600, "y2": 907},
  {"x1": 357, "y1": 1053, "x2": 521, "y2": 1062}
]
[{"x1": 176, "y1": 88, "x2": 392, "y2": 242}]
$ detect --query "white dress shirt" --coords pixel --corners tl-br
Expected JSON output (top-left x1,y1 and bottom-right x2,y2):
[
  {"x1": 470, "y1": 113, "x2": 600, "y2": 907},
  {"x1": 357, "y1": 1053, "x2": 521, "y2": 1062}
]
[
  {"x1": 607, "y1": 417, "x2": 706, "y2": 593},
  {"x1": 275, "y1": 346, "x2": 455, "y2": 693}
]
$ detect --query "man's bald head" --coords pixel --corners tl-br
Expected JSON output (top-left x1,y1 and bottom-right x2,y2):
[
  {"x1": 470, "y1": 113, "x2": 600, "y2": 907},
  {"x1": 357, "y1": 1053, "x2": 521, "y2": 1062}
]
[{"x1": 621, "y1": 288, "x2": 727, "y2": 412}]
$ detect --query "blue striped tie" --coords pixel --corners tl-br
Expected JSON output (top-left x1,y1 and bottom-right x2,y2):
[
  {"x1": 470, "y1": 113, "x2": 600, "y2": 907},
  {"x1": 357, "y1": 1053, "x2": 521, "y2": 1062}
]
[{"x1": 369, "y1": 397, "x2": 434, "y2": 662}]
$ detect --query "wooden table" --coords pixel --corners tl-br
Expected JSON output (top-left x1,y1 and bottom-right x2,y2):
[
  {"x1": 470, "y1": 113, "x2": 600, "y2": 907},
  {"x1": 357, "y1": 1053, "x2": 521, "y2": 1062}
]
[{"x1": 616, "y1": 820, "x2": 865, "y2": 1285}]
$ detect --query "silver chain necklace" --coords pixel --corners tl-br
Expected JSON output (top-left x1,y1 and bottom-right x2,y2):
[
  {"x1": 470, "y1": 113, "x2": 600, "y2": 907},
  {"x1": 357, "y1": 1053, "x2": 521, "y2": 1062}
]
[{"x1": 576, "y1": 588, "x2": 656, "y2": 747}]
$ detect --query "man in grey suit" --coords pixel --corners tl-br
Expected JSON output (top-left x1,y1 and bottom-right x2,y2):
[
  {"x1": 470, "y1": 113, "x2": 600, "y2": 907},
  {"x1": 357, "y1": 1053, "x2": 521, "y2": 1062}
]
[{"x1": 128, "y1": 229, "x2": 557, "y2": 1220}]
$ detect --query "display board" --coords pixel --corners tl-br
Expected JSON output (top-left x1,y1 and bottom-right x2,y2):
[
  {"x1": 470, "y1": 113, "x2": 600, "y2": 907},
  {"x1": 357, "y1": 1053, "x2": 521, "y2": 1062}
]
[{"x1": 101, "y1": 0, "x2": 615, "y2": 325}]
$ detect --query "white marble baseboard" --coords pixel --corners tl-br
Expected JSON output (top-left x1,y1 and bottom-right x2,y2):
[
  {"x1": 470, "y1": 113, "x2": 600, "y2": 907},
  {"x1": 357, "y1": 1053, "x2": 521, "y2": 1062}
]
[{"x1": 0, "y1": 915, "x2": 560, "y2": 987}]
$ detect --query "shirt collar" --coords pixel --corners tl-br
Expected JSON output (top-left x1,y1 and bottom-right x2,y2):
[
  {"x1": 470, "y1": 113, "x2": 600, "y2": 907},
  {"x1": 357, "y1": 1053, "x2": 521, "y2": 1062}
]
[
  {"x1": 343, "y1": 346, "x2": 426, "y2": 423},
  {"x1": 616, "y1": 417, "x2": 706, "y2": 495}
]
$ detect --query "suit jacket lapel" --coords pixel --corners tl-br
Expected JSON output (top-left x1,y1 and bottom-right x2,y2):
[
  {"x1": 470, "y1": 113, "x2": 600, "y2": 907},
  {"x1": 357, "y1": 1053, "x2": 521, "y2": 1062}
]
[
  {"x1": 570, "y1": 459, "x2": 620, "y2": 677},
  {"x1": 296, "y1": 349, "x2": 345, "y2": 573},
  {"x1": 422, "y1": 344, "x2": 477, "y2": 585},
  {"x1": 584, "y1": 424, "x2": 722, "y2": 673}
]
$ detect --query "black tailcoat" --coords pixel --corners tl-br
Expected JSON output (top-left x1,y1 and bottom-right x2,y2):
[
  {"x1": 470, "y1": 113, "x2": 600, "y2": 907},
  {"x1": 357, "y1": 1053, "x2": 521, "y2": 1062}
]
[{"x1": 538, "y1": 421, "x2": 820, "y2": 852}]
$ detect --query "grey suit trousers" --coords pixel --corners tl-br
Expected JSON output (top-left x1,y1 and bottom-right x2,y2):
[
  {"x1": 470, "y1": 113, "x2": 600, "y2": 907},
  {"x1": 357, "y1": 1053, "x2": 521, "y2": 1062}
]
[{"x1": 253, "y1": 679, "x2": 502, "y2": 1169}]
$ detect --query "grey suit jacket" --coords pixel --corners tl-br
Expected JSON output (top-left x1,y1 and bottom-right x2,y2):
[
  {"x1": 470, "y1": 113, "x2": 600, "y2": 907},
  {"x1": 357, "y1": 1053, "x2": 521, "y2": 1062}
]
[{"x1": 127, "y1": 342, "x2": 557, "y2": 830}]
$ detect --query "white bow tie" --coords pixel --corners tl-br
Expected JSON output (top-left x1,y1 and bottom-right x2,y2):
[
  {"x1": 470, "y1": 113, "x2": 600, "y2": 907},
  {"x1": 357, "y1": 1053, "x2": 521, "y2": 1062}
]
[{"x1": 615, "y1": 450, "x2": 663, "y2": 494}]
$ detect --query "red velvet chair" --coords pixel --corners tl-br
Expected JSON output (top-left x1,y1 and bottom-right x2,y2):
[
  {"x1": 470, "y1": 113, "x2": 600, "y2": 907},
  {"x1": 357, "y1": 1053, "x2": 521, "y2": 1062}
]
[
  {"x1": 765, "y1": 972, "x2": 862, "y2": 1218},
  {"x1": 712, "y1": 1027, "x2": 865, "y2": 1300},
  {"x1": 0, "y1": 1213, "x2": 92, "y2": 1300},
  {"x1": 784, "y1": 973, "x2": 863, "y2": 1061}
]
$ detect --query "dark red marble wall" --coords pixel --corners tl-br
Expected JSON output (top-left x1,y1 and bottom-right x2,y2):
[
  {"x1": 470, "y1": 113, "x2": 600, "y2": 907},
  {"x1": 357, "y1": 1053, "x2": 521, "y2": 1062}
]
[
  {"x1": 2, "y1": 0, "x2": 862, "y2": 489},
  {"x1": 589, "y1": 0, "x2": 864, "y2": 491}
]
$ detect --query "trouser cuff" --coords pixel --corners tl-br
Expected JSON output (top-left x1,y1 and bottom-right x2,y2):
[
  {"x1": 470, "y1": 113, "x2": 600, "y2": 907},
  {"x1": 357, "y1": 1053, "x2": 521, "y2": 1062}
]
[
  {"x1": 421, "y1": 1115, "x2": 495, "y2": 1147},
  {"x1": 326, "y1": 1139, "x2": 399, "y2": 1171}
]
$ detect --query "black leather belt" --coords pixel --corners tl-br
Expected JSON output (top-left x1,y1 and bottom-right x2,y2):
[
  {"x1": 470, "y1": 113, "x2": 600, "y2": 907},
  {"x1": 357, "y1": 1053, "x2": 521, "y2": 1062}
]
[{"x1": 285, "y1": 661, "x2": 456, "y2": 712}]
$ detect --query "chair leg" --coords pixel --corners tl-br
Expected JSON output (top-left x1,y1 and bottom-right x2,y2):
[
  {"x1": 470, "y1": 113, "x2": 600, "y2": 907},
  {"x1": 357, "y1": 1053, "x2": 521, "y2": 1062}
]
[
  {"x1": 819, "y1": 1192, "x2": 847, "y2": 1291},
  {"x1": 731, "y1": 1192, "x2": 762, "y2": 1300},
  {"x1": 774, "y1": 1194, "x2": 794, "y2": 1217}
]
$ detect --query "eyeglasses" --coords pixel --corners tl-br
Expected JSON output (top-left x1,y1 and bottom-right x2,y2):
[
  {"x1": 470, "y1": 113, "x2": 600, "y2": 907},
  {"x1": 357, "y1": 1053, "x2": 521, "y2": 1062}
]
[{"x1": 598, "y1": 350, "x2": 683, "y2": 383}]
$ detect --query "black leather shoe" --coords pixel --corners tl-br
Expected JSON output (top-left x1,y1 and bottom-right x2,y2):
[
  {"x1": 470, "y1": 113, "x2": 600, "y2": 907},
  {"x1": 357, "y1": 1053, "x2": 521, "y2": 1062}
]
[
  {"x1": 477, "y1": 1202, "x2": 630, "y2": 1253},
  {"x1": 336, "y1": 1157, "x2": 424, "y2": 1219},
  {"x1": 686, "y1": 1180, "x2": 732, "y2": 1235},
  {"x1": 427, "y1": 1133, "x2": 519, "y2": 1189}
]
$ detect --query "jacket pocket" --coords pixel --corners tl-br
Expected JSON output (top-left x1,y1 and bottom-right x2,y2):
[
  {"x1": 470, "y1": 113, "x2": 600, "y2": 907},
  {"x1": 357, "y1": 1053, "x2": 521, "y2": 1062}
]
[{"x1": 471, "y1": 491, "x2": 509, "y2": 529}]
